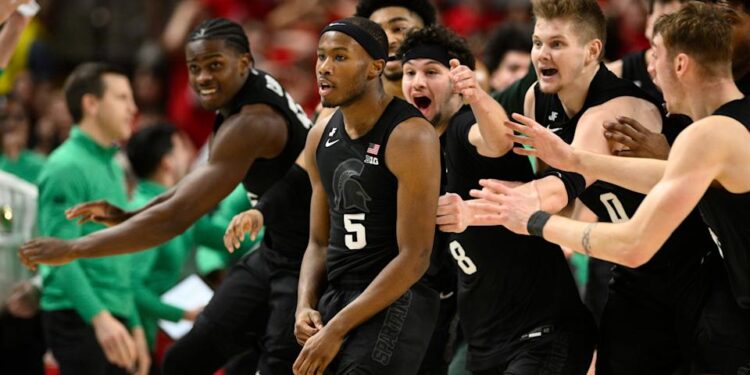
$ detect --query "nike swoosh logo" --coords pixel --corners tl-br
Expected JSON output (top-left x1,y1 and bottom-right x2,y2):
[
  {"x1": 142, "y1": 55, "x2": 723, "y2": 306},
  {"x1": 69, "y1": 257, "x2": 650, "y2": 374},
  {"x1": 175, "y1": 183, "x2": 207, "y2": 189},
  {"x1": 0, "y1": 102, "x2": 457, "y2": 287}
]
[
  {"x1": 546, "y1": 126, "x2": 562, "y2": 133},
  {"x1": 325, "y1": 139, "x2": 340, "y2": 147},
  {"x1": 439, "y1": 291, "x2": 454, "y2": 300}
]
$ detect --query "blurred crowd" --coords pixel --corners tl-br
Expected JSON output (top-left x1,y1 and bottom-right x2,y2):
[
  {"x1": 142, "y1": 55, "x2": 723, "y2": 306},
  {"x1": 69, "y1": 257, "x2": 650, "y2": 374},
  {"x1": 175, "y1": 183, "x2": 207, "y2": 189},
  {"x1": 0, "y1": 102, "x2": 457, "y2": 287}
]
[{"x1": 1, "y1": 0, "x2": 650, "y2": 156}]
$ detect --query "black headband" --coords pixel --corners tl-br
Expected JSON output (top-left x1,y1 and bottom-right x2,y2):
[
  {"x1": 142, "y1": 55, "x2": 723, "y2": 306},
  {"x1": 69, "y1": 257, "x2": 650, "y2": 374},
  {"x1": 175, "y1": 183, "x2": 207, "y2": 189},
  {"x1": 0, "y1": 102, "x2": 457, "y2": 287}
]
[
  {"x1": 320, "y1": 20, "x2": 387, "y2": 62},
  {"x1": 402, "y1": 43, "x2": 453, "y2": 68}
]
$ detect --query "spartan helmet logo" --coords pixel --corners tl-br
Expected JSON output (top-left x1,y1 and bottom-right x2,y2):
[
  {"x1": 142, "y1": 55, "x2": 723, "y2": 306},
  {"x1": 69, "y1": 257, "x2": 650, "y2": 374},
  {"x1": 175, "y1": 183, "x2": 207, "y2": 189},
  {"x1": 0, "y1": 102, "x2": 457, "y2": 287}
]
[{"x1": 333, "y1": 158, "x2": 371, "y2": 213}]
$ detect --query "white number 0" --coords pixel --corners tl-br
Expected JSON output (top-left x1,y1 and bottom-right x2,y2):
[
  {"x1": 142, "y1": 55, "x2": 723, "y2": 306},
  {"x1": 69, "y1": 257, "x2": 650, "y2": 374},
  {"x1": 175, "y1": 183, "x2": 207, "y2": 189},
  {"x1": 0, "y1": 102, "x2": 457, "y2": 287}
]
[
  {"x1": 600, "y1": 192, "x2": 629, "y2": 223},
  {"x1": 450, "y1": 240, "x2": 477, "y2": 275},
  {"x1": 344, "y1": 213, "x2": 367, "y2": 250}
]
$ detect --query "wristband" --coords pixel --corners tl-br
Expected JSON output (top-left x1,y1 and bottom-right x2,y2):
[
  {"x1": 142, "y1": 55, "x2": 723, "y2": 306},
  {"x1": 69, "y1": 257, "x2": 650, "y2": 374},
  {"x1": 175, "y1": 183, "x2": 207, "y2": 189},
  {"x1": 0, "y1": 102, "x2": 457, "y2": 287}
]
[{"x1": 527, "y1": 210, "x2": 551, "y2": 237}]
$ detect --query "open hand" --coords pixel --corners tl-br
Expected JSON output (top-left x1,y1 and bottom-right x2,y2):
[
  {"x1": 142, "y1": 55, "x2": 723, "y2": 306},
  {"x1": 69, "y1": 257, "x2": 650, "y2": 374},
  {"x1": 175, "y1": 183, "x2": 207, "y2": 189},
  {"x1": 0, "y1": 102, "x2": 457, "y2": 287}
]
[
  {"x1": 467, "y1": 179, "x2": 542, "y2": 235},
  {"x1": 65, "y1": 200, "x2": 132, "y2": 227},
  {"x1": 224, "y1": 209, "x2": 264, "y2": 253},
  {"x1": 18, "y1": 238, "x2": 78, "y2": 270},
  {"x1": 92, "y1": 311, "x2": 137, "y2": 370},
  {"x1": 504, "y1": 113, "x2": 578, "y2": 172}
]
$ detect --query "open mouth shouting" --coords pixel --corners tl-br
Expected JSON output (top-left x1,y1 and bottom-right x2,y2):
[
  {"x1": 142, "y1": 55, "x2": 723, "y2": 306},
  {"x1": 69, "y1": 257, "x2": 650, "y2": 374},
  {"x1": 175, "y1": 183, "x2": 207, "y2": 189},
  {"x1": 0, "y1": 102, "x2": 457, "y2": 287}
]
[
  {"x1": 539, "y1": 67, "x2": 559, "y2": 80},
  {"x1": 412, "y1": 94, "x2": 433, "y2": 117},
  {"x1": 318, "y1": 79, "x2": 335, "y2": 97}
]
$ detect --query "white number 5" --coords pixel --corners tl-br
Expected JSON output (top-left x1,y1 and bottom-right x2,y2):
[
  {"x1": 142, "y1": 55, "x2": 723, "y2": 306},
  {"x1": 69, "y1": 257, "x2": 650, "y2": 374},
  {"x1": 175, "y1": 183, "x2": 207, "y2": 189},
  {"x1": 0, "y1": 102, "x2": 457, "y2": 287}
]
[{"x1": 344, "y1": 213, "x2": 367, "y2": 250}]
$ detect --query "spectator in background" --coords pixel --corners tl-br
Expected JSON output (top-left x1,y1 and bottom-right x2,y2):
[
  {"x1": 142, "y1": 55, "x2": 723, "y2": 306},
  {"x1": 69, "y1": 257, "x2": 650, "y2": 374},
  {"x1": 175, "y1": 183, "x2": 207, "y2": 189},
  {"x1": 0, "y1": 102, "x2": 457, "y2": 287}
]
[
  {"x1": 355, "y1": 0, "x2": 438, "y2": 98},
  {"x1": 0, "y1": 7, "x2": 33, "y2": 78},
  {"x1": 125, "y1": 123, "x2": 261, "y2": 371},
  {"x1": 0, "y1": 278, "x2": 45, "y2": 375},
  {"x1": 482, "y1": 22, "x2": 532, "y2": 92},
  {"x1": 0, "y1": 95, "x2": 45, "y2": 183},
  {"x1": 37, "y1": 62, "x2": 148, "y2": 375}
]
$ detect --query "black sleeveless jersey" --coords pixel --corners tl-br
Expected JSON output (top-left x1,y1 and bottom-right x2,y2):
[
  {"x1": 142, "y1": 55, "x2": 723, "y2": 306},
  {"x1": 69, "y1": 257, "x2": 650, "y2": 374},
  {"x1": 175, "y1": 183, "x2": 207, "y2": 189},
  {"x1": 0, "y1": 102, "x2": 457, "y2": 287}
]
[
  {"x1": 534, "y1": 64, "x2": 714, "y2": 300},
  {"x1": 422, "y1": 131, "x2": 456, "y2": 294},
  {"x1": 444, "y1": 106, "x2": 592, "y2": 370},
  {"x1": 736, "y1": 74, "x2": 750, "y2": 96},
  {"x1": 621, "y1": 49, "x2": 661, "y2": 103},
  {"x1": 699, "y1": 97, "x2": 750, "y2": 308},
  {"x1": 212, "y1": 68, "x2": 312, "y2": 258},
  {"x1": 316, "y1": 98, "x2": 424, "y2": 286}
]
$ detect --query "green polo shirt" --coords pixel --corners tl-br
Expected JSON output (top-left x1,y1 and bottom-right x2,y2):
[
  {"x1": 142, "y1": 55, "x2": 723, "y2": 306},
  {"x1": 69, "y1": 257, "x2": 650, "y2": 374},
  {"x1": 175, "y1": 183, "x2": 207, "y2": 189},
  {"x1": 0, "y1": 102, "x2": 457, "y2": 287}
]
[
  {"x1": 130, "y1": 181, "x2": 261, "y2": 349},
  {"x1": 195, "y1": 184, "x2": 263, "y2": 276},
  {"x1": 0, "y1": 150, "x2": 46, "y2": 184},
  {"x1": 38, "y1": 127, "x2": 140, "y2": 328}
]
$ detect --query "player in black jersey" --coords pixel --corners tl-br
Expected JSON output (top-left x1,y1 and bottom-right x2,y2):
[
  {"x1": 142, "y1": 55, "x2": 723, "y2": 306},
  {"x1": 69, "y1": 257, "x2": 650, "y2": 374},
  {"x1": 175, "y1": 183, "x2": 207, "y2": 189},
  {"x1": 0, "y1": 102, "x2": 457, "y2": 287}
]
[
  {"x1": 474, "y1": 3, "x2": 750, "y2": 373},
  {"x1": 399, "y1": 25, "x2": 595, "y2": 374},
  {"x1": 293, "y1": 17, "x2": 441, "y2": 375},
  {"x1": 441, "y1": 0, "x2": 717, "y2": 373},
  {"x1": 606, "y1": 0, "x2": 686, "y2": 102},
  {"x1": 354, "y1": 0, "x2": 437, "y2": 99},
  {"x1": 598, "y1": 0, "x2": 750, "y2": 159},
  {"x1": 19, "y1": 19, "x2": 313, "y2": 374}
]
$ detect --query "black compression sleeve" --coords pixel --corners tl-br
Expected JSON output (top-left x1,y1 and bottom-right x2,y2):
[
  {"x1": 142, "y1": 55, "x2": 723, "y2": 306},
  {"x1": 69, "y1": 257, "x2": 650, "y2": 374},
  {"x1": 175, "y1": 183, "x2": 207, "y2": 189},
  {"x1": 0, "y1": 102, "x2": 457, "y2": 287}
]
[
  {"x1": 540, "y1": 168, "x2": 587, "y2": 204},
  {"x1": 253, "y1": 164, "x2": 310, "y2": 227}
]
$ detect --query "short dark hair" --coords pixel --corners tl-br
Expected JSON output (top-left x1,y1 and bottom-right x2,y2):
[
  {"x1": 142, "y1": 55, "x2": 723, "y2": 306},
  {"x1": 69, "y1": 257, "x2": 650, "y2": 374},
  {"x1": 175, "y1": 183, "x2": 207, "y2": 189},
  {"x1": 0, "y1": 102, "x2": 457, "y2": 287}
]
[
  {"x1": 63, "y1": 62, "x2": 124, "y2": 123},
  {"x1": 355, "y1": 0, "x2": 437, "y2": 26},
  {"x1": 398, "y1": 25, "x2": 475, "y2": 70},
  {"x1": 339, "y1": 16, "x2": 390, "y2": 62},
  {"x1": 647, "y1": 0, "x2": 689, "y2": 14},
  {"x1": 126, "y1": 124, "x2": 177, "y2": 179},
  {"x1": 188, "y1": 18, "x2": 251, "y2": 55},
  {"x1": 483, "y1": 22, "x2": 532, "y2": 72}
]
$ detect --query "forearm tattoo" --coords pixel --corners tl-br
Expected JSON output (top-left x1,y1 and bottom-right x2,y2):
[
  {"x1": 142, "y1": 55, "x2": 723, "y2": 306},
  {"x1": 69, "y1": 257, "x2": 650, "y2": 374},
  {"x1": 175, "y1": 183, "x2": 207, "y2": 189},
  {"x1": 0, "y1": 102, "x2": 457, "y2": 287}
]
[{"x1": 582, "y1": 223, "x2": 597, "y2": 256}]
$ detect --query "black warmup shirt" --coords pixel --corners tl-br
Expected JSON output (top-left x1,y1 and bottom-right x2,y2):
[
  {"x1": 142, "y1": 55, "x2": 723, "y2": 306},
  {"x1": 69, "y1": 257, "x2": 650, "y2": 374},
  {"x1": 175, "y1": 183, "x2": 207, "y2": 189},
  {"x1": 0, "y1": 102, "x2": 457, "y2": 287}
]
[
  {"x1": 445, "y1": 106, "x2": 591, "y2": 371},
  {"x1": 699, "y1": 96, "x2": 750, "y2": 309},
  {"x1": 534, "y1": 64, "x2": 715, "y2": 303},
  {"x1": 213, "y1": 68, "x2": 312, "y2": 258},
  {"x1": 316, "y1": 97, "x2": 424, "y2": 286}
]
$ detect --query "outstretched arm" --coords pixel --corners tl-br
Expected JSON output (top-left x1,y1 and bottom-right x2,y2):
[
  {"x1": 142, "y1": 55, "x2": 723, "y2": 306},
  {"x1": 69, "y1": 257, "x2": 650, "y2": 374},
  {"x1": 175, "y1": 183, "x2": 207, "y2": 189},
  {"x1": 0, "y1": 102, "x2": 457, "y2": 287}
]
[
  {"x1": 505, "y1": 113, "x2": 667, "y2": 194},
  {"x1": 20, "y1": 104, "x2": 288, "y2": 265},
  {"x1": 475, "y1": 118, "x2": 734, "y2": 267}
]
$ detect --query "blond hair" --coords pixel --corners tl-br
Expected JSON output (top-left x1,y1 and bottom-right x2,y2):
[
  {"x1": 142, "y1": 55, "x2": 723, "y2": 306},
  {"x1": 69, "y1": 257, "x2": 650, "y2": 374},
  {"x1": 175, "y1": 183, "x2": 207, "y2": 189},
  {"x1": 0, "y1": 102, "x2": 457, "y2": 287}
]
[{"x1": 532, "y1": 0, "x2": 607, "y2": 47}]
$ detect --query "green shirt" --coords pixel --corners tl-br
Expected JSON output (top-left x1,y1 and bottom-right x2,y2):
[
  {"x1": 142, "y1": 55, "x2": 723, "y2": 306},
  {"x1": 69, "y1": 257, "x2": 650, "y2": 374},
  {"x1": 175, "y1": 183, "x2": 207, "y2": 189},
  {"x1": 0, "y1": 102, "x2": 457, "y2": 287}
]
[
  {"x1": 196, "y1": 184, "x2": 263, "y2": 275},
  {"x1": 38, "y1": 127, "x2": 140, "y2": 328},
  {"x1": 130, "y1": 181, "x2": 261, "y2": 349},
  {"x1": 0, "y1": 150, "x2": 46, "y2": 184}
]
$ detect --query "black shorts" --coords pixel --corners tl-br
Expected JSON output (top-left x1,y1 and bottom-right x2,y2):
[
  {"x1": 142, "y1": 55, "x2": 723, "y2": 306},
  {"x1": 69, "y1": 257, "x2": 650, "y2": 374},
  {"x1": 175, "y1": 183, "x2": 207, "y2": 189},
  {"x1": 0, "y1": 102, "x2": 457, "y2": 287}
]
[
  {"x1": 596, "y1": 258, "x2": 710, "y2": 375},
  {"x1": 692, "y1": 252, "x2": 750, "y2": 375},
  {"x1": 472, "y1": 324, "x2": 596, "y2": 375},
  {"x1": 166, "y1": 245, "x2": 300, "y2": 374},
  {"x1": 596, "y1": 288, "x2": 690, "y2": 375},
  {"x1": 43, "y1": 310, "x2": 129, "y2": 375},
  {"x1": 319, "y1": 282, "x2": 440, "y2": 375}
]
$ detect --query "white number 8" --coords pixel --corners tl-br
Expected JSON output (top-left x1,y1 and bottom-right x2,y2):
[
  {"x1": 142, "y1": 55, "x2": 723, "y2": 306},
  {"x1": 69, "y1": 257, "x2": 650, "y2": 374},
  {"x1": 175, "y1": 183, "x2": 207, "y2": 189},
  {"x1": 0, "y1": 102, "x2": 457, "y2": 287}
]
[{"x1": 450, "y1": 240, "x2": 477, "y2": 275}]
